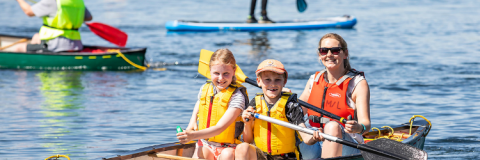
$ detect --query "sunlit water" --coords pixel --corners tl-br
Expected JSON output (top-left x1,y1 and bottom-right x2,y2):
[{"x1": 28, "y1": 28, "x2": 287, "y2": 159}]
[{"x1": 1, "y1": 0, "x2": 479, "y2": 159}]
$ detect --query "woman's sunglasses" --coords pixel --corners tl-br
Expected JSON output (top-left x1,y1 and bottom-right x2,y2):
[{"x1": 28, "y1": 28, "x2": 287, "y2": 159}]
[{"x1": 318, "y1": 47, "x2": 345, "y2": 56}]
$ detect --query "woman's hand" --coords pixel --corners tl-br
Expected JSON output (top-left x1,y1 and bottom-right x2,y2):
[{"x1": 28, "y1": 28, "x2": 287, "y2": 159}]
[
  {"x1": 282, "y1": 87, "x2": 292, "y2": 93},
  {"x1": 242, "y1": 106, "x2": 255, "y2": 124},
  {"x1": 344, "y1": 120, "x2": 362, "y2": 134},
  {"x1": 312, "y1": 128, "x2": 325, "y2": 142},
  {"x1": 176, "y1": 130, "x2": 195, "y2": 144}
]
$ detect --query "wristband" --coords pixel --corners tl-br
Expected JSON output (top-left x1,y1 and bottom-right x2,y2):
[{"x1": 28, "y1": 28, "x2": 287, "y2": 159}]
[{"x1": 360, "y1": 123, "x2": 366, "y2": 135}]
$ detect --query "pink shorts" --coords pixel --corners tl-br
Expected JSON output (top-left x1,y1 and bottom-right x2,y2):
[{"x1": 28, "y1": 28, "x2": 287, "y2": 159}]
[{"x1": 197, "y1": 140, "x2": 236, "y2": 160}]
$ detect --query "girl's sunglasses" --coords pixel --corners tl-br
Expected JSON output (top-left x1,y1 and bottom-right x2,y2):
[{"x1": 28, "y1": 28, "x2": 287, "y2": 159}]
[{"x1": 318, "y1": 47, "x2": 345, "y2": 56}]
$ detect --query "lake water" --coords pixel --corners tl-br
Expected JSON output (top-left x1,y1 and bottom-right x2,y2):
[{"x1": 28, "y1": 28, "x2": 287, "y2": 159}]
[{"x1": 1, "y1": 0, "x2": 479, "y2": 159}]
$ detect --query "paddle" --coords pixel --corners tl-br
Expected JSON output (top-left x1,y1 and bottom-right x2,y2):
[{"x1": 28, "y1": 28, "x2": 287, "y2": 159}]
[
  {"x1": 198, "y1": 49, "x2": 348, "y2": 124},
  {"x1": 251, "y1": 113, "x2": 427, "y2": 160},
  {"x1": 26, "y1": 0, "x2": 128, "y2": 47},
  {"x1": 296, "y1": 0, "x2": 308, "y2": 13}
]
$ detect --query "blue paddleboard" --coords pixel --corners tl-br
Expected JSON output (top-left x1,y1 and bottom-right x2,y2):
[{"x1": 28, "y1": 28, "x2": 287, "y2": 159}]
[{"x1": 165, "y1": 15, "x2": 357, "y2": 32}]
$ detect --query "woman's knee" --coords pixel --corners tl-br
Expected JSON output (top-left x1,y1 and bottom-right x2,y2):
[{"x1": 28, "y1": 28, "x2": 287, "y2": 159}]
[
  {"x1": 324, "y1": 122, "x2": 342, "y2": 137},
  {"x1": 235, "y1": 143, "x2": 250, "y2": 153}
]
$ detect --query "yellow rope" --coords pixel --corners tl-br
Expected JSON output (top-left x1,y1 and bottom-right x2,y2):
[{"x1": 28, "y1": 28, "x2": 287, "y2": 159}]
[
  {"x1": 408, "y1": 115, "x2": 432, "y2": 136},
  {"x1": 44, "y1": 155, "x2": 70, "y2": 160},
  {"x1": 110, "y1": 50, "x2": 148, "y2": 70},
  {"x1": 381, "y1": 126, "x2": 395, "y2": 138}
]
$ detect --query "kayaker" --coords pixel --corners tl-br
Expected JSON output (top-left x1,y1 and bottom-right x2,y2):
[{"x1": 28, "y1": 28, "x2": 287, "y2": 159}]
[
  {"x1": 176, "y1": 49, "x2": 249, "y2": 160},
  {"x1": 14, "y1": 0, "x2": 92, "y2": 53},
  {"x1": 297, "y1": 33, "x2": 372, "y2": 159},
  {"x1": 235, "y1": 59, "x2": 318, "y2": 160},
  {"x1": 247, "y1": 0, "x2": 274, "y2": 23}
]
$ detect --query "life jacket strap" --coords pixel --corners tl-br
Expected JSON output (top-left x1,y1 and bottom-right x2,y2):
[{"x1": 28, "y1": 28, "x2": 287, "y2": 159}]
[
  {"x1": 43, "y1": 24, "x2": 79, "y2": 31},
  {"x1": 308, "y1": 115, "x2": 331, "y2": 124}
]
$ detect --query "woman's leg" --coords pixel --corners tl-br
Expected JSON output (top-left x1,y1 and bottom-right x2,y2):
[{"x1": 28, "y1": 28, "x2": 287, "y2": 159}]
[
  {"x1": 235, "y1": 143, "x2": 257, "y2": 160},
  {"x1": 321, "y1": 122, "x2": 343, "y2": 158}
]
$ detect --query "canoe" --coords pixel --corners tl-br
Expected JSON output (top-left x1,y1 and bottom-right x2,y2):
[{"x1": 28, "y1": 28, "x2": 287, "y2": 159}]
[
  {"x1": 0, "y1": 34, "x2": 147, "y2": 71},
  {"x1": 165, "y1": 15, "x2": 357, "y2": 32},
  {"x1": 102, "y1": 115, "x2": 431, "y2": 160}
]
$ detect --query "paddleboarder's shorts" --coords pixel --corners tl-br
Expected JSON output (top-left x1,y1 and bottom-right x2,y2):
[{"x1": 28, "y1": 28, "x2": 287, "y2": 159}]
[
  {"x1": 197, "y1": 139, "x2": 237, "y2": 160},
  {"x1": 26, "y1": 40, "x2": 50, "y2": 53}
]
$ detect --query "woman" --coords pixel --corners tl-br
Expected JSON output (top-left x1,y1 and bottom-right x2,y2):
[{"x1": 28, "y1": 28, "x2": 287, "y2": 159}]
[{"x1": 298, "y1": 33, "x2": 371, "y2": 159}]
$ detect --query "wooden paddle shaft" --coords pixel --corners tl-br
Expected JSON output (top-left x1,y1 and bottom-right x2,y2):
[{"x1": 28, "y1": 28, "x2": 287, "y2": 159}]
[
  {"x1": 252, "y1": 113, "x2": 407, "y2": 160},
  {"x1": 0, "y1": 38, "x2": 28, "y2": 51}
]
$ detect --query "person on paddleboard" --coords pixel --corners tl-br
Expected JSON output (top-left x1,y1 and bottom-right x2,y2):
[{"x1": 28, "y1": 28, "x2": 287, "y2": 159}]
[
  {"x1": 235, "y1": 59, "x2": 319, "y2": 160},
  {"x1": 297, "y1": 33, "x2": 372, "y2": 159},
  {"x1": 176, "y1": 49, "x2": 249, "y2": 160},
  {"x1": 247, "y1": 0, "x2": 274, "y2": 23},
  {"x1": 14, "y1": 0, "x2": 92, "y2": 53}
]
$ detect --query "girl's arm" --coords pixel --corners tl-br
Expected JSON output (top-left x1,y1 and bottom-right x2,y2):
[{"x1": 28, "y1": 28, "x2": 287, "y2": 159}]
[
  {"x1": 345, "y1": 80, "x2": 371, "y2": 134},
  {"x1": 177, "y1": 107, "x2": 242, "y2": 143},
  {"x1": 185, "y1": 100, "x2": 200, "y2": 131}
]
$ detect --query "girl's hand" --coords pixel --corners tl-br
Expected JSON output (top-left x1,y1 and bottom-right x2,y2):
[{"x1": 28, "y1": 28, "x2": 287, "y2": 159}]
[
  {"x1": 242, "y1": 106, "x2": 255, "y2": 124},
  {"x1": 176, "y1": 130, "x2": 195, "y2": 144},
  {"x1": 344, "y1": 120, "x2": 361, "y2": 134},
  {"x1": 312, "y1": 128, "x2": 325, "y2": 142},
  {"x1": 186, "y1": 123, "x2": 198, "y2": 132}
]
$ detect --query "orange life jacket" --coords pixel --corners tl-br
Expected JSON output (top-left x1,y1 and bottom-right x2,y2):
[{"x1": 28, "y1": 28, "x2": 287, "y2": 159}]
[{"x1": 306, "y1": 69, "x2": 364, "y2": 128}]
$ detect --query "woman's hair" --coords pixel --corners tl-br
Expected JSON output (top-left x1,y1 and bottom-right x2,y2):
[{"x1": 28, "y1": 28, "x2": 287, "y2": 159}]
[
  {"x1": 318, "y1": 33, "x2": 351, "y2": 71},
  {"x1": 209, "y1": 48, "x2": 237, "y2": 84}
]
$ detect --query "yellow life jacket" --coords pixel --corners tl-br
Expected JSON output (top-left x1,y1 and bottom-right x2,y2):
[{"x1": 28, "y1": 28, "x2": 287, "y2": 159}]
[
  {"x1": 198, "y1": 82, "x2": 247, "y2": 144},
  {"x1": 254, "y1": 92, "x2": 297, "y2": 155},
  {"x1": 39, "y1": 0, "x2": 85, "y2": 40}
]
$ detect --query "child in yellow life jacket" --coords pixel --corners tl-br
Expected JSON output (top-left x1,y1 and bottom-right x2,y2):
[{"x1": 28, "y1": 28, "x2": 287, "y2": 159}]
[
  {"x1": 235, "y1": 59, "x2": 319, "y2": 160},
  {"x1": 176, "y1": 49, "x2": 249, "y2": 160}
]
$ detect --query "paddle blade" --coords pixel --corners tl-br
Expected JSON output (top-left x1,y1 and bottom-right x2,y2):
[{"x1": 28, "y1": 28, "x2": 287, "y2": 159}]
[
  {"x1": 86, "y1": 22, "x2": 128, "y2": 47},
  {"x1": 362, "y1": 138, "x2": 427, "y2": 160},
  {"x1": 198, "y1": 49, "x2": 248, "y2": 84},
  {"x1": 296, "y1": 0, "x2": 307, "y2": 13}
]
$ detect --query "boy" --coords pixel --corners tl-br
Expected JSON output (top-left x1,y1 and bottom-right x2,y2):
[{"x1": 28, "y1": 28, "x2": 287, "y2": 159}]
[{"x1": 235, "y1": 59, "x2": 319, "y2": 160}]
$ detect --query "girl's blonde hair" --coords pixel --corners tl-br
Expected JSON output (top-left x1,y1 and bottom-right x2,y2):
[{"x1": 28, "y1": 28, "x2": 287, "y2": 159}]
[
  {"x1": 318, "y1": 33, "x2": 351, "y2": 72},
  {"x1": 209, "y1": 48, "x2": 237, "y2": 84}
]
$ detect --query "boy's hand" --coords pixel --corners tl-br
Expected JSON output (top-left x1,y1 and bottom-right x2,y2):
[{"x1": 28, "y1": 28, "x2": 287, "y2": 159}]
[
  {"x1": 344, "y1": 120, "x2": 361, "y2": 134},
  {"x1": 312, "y1": 128, "x2": 325, "y2": 142},
  {"x1": 282, "y1": 87, "x2": 292, "y2": 93},
  {"x1": 242, "y1": 106, "x2": 255, "y2": 124},
  {"x1": 176, "y1": 130, "x2": 195, "y2": 144}
]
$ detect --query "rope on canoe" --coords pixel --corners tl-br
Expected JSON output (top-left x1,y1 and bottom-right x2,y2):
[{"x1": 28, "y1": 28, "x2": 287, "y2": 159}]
[
  {"x1": 44, "y1": 154, "x2": 70, "y2": 160},
  {"x1": 111, "y1": 49, "x2": 149, "y2": 71},
  {"x1": 409, "y1": 115, "x2": 432, "y2": 136}
]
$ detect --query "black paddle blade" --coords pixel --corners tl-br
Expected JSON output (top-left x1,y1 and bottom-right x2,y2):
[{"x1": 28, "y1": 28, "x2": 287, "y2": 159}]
[{"x1": 362, "y1": 138, "x2": 427, "y2": 160}]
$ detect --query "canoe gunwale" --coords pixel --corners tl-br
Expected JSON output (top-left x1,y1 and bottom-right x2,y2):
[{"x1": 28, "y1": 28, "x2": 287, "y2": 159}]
[{"x1": 101, "y1": 120, "x2": 430, "y2": 160}]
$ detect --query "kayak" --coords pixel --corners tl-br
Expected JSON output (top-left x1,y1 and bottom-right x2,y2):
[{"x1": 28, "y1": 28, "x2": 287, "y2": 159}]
[
  {"x1": 165, "y1": 15, "x2": 357, "y2": 32},
  {"x1": 102, "y1": 115, "x2": 431, "y2": 160},
  {"x1": 0, "y1": 34, "x2": 147, "y2": 71}
]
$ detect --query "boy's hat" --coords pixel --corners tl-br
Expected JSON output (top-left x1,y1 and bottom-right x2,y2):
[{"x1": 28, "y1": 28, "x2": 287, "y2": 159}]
[{"x1": 256, "y1": 59, "x2": 288, "y2": 79}]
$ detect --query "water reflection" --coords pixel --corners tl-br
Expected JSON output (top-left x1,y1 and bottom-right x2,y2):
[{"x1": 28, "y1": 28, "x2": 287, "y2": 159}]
[
  {"x1": 37, "y1": 71, "x2": 85, "y2": 155},
  {"x1": 235, "y1": 31, "x2": 271, "y2": 59}
]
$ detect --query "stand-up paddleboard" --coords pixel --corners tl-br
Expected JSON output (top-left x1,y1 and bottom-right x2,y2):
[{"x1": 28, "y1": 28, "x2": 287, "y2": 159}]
[{"x1": 166, "y1": 15, "x2": 357, "y2": 31}]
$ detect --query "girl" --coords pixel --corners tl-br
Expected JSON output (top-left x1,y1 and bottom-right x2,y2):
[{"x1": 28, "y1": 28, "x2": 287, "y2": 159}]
[{"x1": 177, "y1": 49, "x2": 248, "y2": 160}]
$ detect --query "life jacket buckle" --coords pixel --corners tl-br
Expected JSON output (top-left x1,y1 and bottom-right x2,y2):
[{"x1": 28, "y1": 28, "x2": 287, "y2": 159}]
[{"x1": 308, "y1": 115, "x2": 330, "y2": 124}]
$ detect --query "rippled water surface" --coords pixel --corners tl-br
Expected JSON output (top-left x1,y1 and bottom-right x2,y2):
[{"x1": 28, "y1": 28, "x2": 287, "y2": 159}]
[{"x1": 1, "y1": 0, "x2": 480, "y2": 159}]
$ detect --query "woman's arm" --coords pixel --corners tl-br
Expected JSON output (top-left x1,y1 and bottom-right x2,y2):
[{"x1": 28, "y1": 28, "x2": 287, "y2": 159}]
[
  {"x1": 347, "y1": 80, "x2": 371, "y2": 134},
  {"x1": 177, "y1": 107, "x2": 243, "y2": 143},
  {"x1": 299, "y1": 78, "x2": 312, "y2": 115}
]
